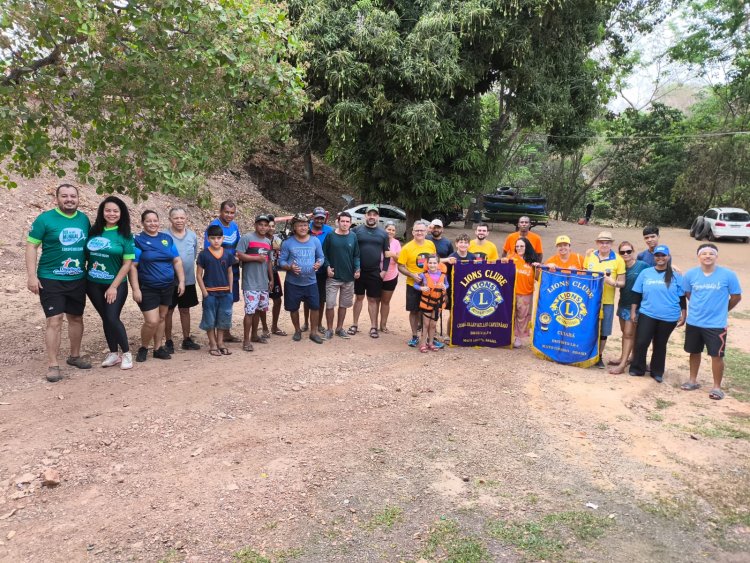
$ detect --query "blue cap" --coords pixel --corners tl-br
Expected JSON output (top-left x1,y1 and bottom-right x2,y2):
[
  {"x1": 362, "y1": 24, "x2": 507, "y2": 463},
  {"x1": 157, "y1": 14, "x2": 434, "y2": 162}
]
[{"x1": 653, "y1": 245, "x2": 670, "y2": 256}]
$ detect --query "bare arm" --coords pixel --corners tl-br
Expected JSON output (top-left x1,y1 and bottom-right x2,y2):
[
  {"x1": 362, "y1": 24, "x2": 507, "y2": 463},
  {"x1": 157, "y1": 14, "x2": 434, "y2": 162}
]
[
  {"x1": 25, "y1": 242, "x2": 42, "y2": 294},
  {"x1": 729, "y1": 294, "x2": 742, "y2": 312},
  {"x1": 173, "y1": 257, "x2": 185, "y2": 295},
  {"x1": 128, "y1": 264, "x2": 142, "y2": 303}
]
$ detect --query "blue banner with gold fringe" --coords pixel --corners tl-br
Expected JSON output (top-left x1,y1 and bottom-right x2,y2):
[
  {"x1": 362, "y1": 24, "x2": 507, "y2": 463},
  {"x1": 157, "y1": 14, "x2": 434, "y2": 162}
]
[
  {"x1": 531, "y1": 269, "x2": 604, "y2": 367},
  {"x1": 450, "y1": 261, "x2": 516, "y2": 347}
]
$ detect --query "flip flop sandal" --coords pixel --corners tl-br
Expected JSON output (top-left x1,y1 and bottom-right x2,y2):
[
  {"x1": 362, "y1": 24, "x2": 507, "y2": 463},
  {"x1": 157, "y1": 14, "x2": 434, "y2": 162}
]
[
  {"x1": 347, "y1": 325, "x2": 358, "y2": 336},
  {"x1": 251, "y1": 336, "x2": 269, "y2": 344},
  {"x1": 709, "y1": 388, "x2": 725, "y2": 400},
  {"x1": 209, "y1": 349, "x2": 222, "y2": 357},
  {"x1": 419, "y1": 344, "x2": 429, "y2": 353},
  {"x1": 66, "y1": 355, "x2": 92, "y2": 369},
  {"x1": 680, "y1": 382, "x2": 700, "y2": 391},
  {"x1": 46, "y1": 366, "x2": 63, "y2": 383},
  {"x1": 242, "y1": 343, "x2": 254, "y2": 352},
  {"x1": 369, "y1": 327, "x2": 379, "y2": 339},
  {"x1": 261, "y1": 331, "x2": 271, "y2": 339},
  {"x1": 379, "y1": 327, "x2": 389, "y2": 334},
  {"x1": 219, "y1": 347, "x2": 232, "y2": 355},
  {"x1": 224, "y1": 334, "x2": 241, "y2": 343},
  {"x1": 272, "y1": 329, "x2": 288, "y2": 336}
]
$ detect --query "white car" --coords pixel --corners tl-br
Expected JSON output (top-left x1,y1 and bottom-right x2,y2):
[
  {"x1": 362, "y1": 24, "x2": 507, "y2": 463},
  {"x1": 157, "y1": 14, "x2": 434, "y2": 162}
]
[
  {"x1": 690, "y1": 207, "x2": 750, "y2": 242},
  {"x1": 344, "y1": 204, "x2": 408, "y2": 238}
]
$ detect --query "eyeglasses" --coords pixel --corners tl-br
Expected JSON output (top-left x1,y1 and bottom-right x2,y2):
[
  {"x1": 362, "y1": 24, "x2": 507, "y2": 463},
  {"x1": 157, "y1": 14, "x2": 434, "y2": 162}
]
[{"x1": 619, "y1": 249, "x2": 633, "y2": 255}]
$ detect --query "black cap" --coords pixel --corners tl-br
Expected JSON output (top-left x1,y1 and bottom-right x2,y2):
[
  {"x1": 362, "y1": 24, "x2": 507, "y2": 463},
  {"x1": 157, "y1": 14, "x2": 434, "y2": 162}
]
[{"x1": 255, "y1": 214, "x2": 271, "y2": 223}]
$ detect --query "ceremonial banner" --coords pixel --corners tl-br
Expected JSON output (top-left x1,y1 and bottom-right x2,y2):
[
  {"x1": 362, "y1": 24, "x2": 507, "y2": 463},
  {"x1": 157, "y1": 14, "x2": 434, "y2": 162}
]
[
  {"x1": 531, "y1": 269, "x2": 604, "y2": 367},
  {"x1": 450, "y1": 261, "x2": 516, "y2": 347}
]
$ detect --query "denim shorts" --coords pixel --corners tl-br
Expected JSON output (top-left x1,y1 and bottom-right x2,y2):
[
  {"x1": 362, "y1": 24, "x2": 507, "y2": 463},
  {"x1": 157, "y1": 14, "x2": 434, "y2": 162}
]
[
  {"x1": 199, "y1": 292, "x2": 233, "y2": 330},
  {"x1": 617, "y1": 305, "x2": 638, "y2": 321},
  {"x1": 600, "y1": 304, "x2": 615, "y2": 337}
]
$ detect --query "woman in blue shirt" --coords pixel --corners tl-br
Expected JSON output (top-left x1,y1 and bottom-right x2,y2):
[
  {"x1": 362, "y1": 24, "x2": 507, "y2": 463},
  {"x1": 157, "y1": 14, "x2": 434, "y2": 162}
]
[
  {"x1": 128, "y1": 210, "x2": 185, "y2": 363},
  {"x1": 629, "y1": 245, "x2": 686, "y2": 383}
]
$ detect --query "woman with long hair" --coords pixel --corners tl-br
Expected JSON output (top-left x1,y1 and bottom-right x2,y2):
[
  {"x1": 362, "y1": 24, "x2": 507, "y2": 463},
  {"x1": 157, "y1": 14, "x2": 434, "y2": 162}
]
[
  {"x1": 85, "y1": 196, "x2": 135, "y2": 369},
  {"x1": 129, "y1": 210, "x2": 185, "y2": 362},
  {"x1": 506, "y1": 236, "x2": 539, "y2": 348},
  {"x1": 629, "y1": 245, "x2": 686, "y2": 383},
  {"x1": 608, "y1": 241, "x2": 649, "y2": 374},
  {"x1": 379, "y1": 221, "x2": 401, "y2": 333}
]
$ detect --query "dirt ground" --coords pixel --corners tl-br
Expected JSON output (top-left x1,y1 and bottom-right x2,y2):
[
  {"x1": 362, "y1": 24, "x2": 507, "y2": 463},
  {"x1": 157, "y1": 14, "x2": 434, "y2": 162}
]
[{"x1": 1, "y1": 177, "x2": 749, "y2": 562}]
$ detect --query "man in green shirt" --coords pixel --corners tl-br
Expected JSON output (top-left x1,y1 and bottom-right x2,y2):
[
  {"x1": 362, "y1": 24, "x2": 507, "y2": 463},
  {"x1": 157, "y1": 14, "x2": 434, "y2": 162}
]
[{"x1": 26, "y1": 184, "x2": 92, "y2": 382}]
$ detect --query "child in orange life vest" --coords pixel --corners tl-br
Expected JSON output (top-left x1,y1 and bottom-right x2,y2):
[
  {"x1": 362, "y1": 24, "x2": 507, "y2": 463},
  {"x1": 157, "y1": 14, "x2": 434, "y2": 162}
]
[{"x1": 415, "y1": 254, "x2": 449, "y2": 353}]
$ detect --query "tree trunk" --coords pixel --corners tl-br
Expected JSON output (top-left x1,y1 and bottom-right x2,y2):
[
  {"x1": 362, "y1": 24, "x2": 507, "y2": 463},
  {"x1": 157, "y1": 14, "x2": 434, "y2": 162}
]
[{"x1": 302, "y1": 148, "x2": 314, "y2": 182}]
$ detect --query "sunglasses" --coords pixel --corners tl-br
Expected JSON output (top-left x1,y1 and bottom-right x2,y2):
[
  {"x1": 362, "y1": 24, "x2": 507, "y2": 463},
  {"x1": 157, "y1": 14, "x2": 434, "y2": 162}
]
[{"x1": 619, "y1": 249, "x2": 633, "y2": 255}]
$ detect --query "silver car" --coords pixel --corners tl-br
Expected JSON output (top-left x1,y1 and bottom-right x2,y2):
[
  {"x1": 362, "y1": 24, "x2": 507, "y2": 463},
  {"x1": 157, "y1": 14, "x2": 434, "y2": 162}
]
[{"x1": 344, "y1": 204, "x2": 408, "y2": 238}]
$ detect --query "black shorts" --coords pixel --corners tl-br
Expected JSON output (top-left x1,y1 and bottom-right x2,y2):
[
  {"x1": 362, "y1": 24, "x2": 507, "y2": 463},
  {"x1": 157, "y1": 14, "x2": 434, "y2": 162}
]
[
  {"x1": 355, "y1": 269, "x2": 383, "y2": 298},
  {"x1": 39, "y1": 278, "x2": 86, "y2": 318},
  {"x1": 315, "y1": 267, "x2": 327, "y2": 305},
  {"x1": 284, "y1": 281, "x2": 319, "y2": 312},
  {"x1": 381, "y1": 276, "x2": 398, "y2": 292},
  {"x1": 270, "y1": 271, "x2": 283, "y2": 299},
  {"x1": 405, "y1": 284, "x2": 422, "y2": 312},
  {"x1": 170, "y1": 284, "x2": 199, "y2": 310},
  {"x1": 684, "y1": 324, "x2": 727, "y2": 357},
  {"x1": 139, "y1": 285, "x2": 175, "y2": 312}
]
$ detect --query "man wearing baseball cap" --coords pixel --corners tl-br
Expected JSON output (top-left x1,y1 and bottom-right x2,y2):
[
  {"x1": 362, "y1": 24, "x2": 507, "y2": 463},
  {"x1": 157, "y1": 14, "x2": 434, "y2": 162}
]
[
  {"x1": 545, "y1": 235, "x2": 583, "y2": 272},
  {"x1": 680, "y1": 243, "x2": 742, "y2": 400},
  {"x1": 583, "y1": 231, "x2": 626, "y2": 368},
  {"x1": 303, "y1": 207, "x2": 333, "y2": 334},
  {"x1": 427, "y1": 219, "x2": 454, "y2": 259},
  {"x1": 236, "y1": 214, "x2": 274, "y2": 351}
]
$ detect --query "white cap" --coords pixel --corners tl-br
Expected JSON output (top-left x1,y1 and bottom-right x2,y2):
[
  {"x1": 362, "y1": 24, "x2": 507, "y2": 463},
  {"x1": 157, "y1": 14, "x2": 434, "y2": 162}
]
[{"x1": 430, "y1": 219, "x2": 443, "y2": 227}]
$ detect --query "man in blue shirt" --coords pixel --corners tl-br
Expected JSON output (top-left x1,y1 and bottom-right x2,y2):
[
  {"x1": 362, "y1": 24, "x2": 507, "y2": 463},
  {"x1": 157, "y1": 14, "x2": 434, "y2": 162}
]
[
  {"x1": 427, "y1": 219, "x2": 454, "y2": 259},
  {"x1": 681, "y1": 243, "x2": 742, "y2": 400},
  {"x1": 280, "y1": 213, "x2": 325, "y2": 343}
]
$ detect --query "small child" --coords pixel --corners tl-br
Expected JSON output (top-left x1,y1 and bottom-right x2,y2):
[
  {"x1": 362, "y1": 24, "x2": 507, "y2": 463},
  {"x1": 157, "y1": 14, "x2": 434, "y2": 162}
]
[
  {"x1": 197, "y1": 225, "x2": 234, "y2": 356},
  {"x1": 415, "y1": 254, "x2": 449, "y2": 352}
]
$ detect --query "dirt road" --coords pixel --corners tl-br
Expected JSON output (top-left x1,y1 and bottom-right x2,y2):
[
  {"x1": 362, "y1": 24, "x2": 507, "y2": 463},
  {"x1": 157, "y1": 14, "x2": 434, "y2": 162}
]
[{"x1": 1, "y1": 189, "x2": 749, "y2": 561}]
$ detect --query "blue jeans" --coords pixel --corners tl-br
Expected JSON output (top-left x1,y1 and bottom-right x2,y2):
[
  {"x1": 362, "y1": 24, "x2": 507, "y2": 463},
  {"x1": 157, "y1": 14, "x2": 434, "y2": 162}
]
[{"x1": 199, "y1": 292, "x2": 233, "y2": 330}]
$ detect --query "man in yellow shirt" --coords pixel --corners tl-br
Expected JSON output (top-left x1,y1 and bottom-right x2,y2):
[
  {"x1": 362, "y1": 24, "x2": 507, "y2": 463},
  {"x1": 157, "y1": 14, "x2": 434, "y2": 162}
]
[
  {"x1": 468, "y1": 223, "x2": 498, "y2": 261},
  {"x1": 502, "y1": 216, "x2": 543, "y2": 261},
  {"x1": 398, "y1": 221, "x2": 437, "y2": 347},
  {"x1": 583, "y1": 231, "x2": 626, "y2": 369}
]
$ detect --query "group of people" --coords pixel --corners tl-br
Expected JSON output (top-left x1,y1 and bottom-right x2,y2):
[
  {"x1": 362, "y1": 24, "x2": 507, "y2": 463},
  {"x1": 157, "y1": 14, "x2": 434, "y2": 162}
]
[{"x1": 26, "y1": 185, "x2": 743, "y2": 400}]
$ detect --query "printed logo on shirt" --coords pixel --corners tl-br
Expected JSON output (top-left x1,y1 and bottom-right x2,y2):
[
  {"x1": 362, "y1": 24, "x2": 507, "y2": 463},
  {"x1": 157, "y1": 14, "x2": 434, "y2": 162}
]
[
  {"x1": 54, "y1": 257, "x2": 84, "y2": 276},
  {"x1": 59, "y1": 228, "x2": 85, "y2": 246},
  {"x1": 88, "y1": 262, "x2": 114, "y2": 280},
  {"x1": 416, "y1": 252, "x2": 432, "y2": 269},
  {"x1": 162, "y1": 239, "x2": 169, "y2": 246},
  {"x1": 86, "y1": 236, "x2": 112, "y2": 252}
]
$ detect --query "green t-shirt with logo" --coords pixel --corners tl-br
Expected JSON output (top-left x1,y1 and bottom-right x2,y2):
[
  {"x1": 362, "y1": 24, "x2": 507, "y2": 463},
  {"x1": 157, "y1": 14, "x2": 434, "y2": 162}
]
[
  {"x1": 28, "y1": 208, "x2": 91, "y2": 280},
  {"x1": 85, "y1": 226, "x2": 136, "y2": 285}
]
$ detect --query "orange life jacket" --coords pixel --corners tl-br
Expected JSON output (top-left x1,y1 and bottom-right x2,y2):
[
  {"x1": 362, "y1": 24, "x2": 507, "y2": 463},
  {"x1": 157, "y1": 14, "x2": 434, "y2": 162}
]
[{"x1": 419, "y1": 270, "x2": 447, "y2": 312}]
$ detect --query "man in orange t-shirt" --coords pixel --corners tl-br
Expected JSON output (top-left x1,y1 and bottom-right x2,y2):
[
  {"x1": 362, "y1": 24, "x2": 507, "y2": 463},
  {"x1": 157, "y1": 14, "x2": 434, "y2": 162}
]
[
  {"x1": 545, "y1": 235, "x2": 583, "y2": 272},
  {"x1": 502, "y1": 216, "x2": 543, "y2": 260}
]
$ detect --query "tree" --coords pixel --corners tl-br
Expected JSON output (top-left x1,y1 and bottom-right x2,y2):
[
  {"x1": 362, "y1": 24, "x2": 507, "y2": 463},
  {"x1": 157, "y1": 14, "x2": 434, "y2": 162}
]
[
  {"x1": 0, "y1": 0, "x2": 306, "y2": 198},
  {"x1": 289, "y1": 0, "x2": 661, "y2": 227}
]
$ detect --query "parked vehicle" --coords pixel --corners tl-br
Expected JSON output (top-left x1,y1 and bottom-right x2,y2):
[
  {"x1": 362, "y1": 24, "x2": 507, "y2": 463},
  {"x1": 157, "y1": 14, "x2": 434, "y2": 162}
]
[
  {"x1": 481, "y1": 186, "x2": 549, "y2": 228},
  {"x1": 690, "y1": 207, "x2": 750, "y2": 242},
  {"x1": 424, "y1": 203, "x2": 465, "y2": 227},
  {"x1": 344, "y1": 203, "x2": 408, "y2": 238}
]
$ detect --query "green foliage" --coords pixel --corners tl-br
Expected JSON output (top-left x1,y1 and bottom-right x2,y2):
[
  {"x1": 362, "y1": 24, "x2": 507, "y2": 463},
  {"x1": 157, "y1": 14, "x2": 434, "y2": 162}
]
[
  {"x1": 0, "y1": 0, "x2": 306, "y2": 199},
  {"x1": 725, "y1": 348, "x2": 750, "y2": 403},
  {"x1": 419, "y1": 518, "x2": 490, "y2": 563},
  {"x1": 364, "y1": 505, "x2": 403, "y2": 531},
  {"x1": 290, "y1": 0, "x2": 650, "y2": 214}
]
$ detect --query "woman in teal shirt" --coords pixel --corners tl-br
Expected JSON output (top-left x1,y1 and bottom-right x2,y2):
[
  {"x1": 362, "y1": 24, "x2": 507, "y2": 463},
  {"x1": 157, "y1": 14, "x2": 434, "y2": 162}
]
[{"x1": 86, "y1": 196, "x2": 135, "y2": 370}]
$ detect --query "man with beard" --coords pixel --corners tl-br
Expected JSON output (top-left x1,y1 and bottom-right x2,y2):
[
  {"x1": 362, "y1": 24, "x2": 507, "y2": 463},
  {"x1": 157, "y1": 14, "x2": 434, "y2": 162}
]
[
  {"x1": 349, "y1": 205, "x2": 390, "y2": 338},
  {"x1": 502, "y1": 216, "x2": 543, "y2": 261},
  {"x1": 468, "y1": 223, "x2": 499, "y2": 262},
  {"x1": 398, "y1": 220, "x2": 437, "y2": 347},
  {"x1": 427, "y1": 219, "x2": 454, "y2": 259},
  {"x1": 26, "y1": 184, "x2": 92, "y2": 382}
]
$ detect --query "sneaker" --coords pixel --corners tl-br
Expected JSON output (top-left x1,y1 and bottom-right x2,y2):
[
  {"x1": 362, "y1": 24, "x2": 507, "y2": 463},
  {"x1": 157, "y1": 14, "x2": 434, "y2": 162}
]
[
  {"x1": 595, "y1": 359, "x2": 605, "y2": 369},
  {"x1": 153, "y1": 346, "x2": 171, "y2": 360},
  {"x1": 432, "y1": 340, "x2": 445, "y2": 349},
  {"x1": 120, "y1": 352, "x2": 133, "y2": 370},
  {"x1": 181, "y1": 337, "x2": 201, "y2": 350},
  {"x1": 164, "y1": 339, "x2": 175, "y2": 354},
  {"x1": 324, "y1": 329, "x2": 333, "y2": 340},
  {"x1": 135, "y1": 346, "x2": 148, "y2": 363},
  {"x1": 292, "y1": 331, "x2": 302, "y2": 342},
  {"x1": 301, "y1": 323, "x2": 309, "y2": 332},
  {"x1": 309, "y1": 334, "x2": 324, "y2": 344},
  {"x1": 407, "y1": 336, "x2": 419, "y2": 347},
  {"x1": 335, "y1": 329, "x2": 351, "y2": 339},
  {"x1": 101, "y1": 352, "x2": 121, "y2": 368},
  {"x1": 650, "y1": 373, "x2": 663, "y2": 383},
  {"x1": 318, "y1": 326, "x2": 326, "y2": 335}
]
